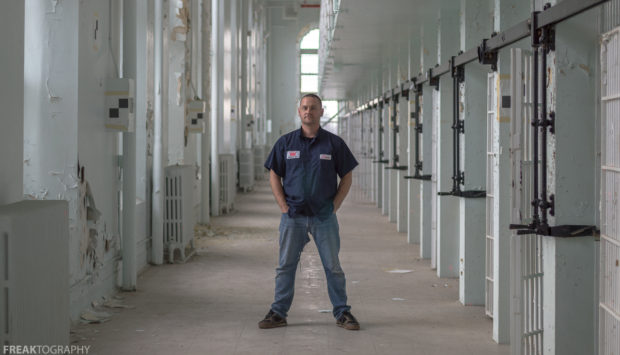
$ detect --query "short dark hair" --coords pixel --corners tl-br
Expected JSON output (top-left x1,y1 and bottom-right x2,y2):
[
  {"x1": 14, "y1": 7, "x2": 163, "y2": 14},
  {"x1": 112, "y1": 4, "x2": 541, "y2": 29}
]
[{"x1": 300, "y1": 93, "x2": 322, "y2": 107}]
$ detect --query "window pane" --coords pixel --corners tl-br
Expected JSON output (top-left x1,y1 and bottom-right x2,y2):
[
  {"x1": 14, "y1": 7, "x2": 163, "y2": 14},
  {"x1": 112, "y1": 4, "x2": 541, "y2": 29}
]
[
  {"x1": 300, "y1": 29, "x2": 319, "y2": 49},
  {"x1": 301, "y1": 54, "x2": 318, "y2": 74},
  {"x1": 300, "y1": 75, "x2": 318, "y2": 93},
  {"x1": 322, "y1": 100, "x2": 338, "y2": 119}
]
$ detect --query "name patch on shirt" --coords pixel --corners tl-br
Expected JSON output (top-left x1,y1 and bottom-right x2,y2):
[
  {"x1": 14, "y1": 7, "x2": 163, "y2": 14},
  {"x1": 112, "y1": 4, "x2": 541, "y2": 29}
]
[
  {"x1": 287, "y1": 151, "x2": 300, "y2": 159},
  {"x1": 319, "y1": 154, "x2": 332, "y2": 160}
]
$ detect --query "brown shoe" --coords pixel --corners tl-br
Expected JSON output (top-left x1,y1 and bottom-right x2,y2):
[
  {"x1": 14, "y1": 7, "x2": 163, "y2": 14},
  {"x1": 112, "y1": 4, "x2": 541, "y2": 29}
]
[
  {"x1": 336, "y1": 311, "x2": 360, "y2": 330},
  {"x1": 258, "y1": 310, "x2": 287, "y2": 329}
]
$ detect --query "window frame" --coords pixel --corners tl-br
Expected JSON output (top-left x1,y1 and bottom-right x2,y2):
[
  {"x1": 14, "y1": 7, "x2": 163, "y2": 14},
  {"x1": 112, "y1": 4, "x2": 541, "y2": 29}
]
[{"x1": 299, "y1": 29, "x2": 319, "y2": 95}]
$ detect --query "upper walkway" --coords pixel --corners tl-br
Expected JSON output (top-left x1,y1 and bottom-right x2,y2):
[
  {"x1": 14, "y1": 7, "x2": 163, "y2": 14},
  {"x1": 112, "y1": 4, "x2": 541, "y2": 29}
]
[{"x1": 72, "y1": 179, "x2": 508, "y2": 355}]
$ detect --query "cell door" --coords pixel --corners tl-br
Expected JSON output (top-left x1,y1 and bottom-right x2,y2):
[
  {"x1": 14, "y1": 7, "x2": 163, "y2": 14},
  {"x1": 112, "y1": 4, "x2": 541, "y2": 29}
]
[
  {"x1": 431, "y1": 89, "x2": 440, "y2": 270},
  {"x1": 600, "y1": 27, "x2": 620, "y2": 355},
  {"x1": 510, "y1": 48, "x2": 543, "y2": 355},
  {"x1": 485, "y1": 72, "x2": 498, "y2": 318}
]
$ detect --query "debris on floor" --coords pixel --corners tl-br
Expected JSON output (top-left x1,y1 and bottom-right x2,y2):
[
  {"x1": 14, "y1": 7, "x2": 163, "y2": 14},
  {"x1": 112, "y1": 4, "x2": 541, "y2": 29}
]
[
  {"x1": 318, "y1": 309, "x2": 331, "y2": 313},
  {"x1": 80, "y1": 309, "x2": 111, "y2": 324},
  {"x1": 392, "y1": 298, "x2": 407, "y2": 301},
  {"x1": 102, "y1": 299, "x2": 135, "y2": 309},
  {"x1": 195, "y1": 224, "x2": 216, "y2": 238},
  {"x1": 386, "y1": 269, "x2": 414, "y2": 274}
]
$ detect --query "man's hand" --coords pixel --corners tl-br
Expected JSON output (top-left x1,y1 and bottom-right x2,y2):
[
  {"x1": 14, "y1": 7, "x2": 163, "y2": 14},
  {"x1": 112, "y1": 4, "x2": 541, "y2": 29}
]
[
  {"x1": 333, "y1": 171, "x2": 353, "y2": 213},
  {"x1": 269, "y1": 170, "x2": 289, "y2": 213}
]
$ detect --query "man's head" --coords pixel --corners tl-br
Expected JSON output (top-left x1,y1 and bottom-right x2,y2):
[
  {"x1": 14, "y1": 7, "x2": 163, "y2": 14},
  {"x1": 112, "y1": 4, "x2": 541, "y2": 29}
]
[{"x1": 298, "y1": 93, "x2": 324, "y2": 128}]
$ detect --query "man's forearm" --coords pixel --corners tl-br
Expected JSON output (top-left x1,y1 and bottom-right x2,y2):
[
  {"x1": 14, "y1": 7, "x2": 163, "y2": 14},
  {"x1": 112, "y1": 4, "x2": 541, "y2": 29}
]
[
  {"x1": 269, "y1": 170, "x2": 289, "y2": 212},
  {"x1": 333, "y1": 171, "x2": 353, "y2": 212}
]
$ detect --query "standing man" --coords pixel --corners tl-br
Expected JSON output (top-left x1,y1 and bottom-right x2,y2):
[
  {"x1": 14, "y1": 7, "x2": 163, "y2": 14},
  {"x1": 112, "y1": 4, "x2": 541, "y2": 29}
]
[{"x1": 259, "y1": 93, "x2": 360, "y2": 330}]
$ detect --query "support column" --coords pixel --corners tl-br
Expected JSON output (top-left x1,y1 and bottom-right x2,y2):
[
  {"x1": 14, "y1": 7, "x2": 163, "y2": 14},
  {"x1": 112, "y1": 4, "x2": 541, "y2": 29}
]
[
  {"x1": 397, "y1": 87, "x2": 409, "y2": 233},
  {"x1": 458, "y1": 0, "x2": 490, "y2": 306},
  {"x1": 436, "y1": 0, "x2": 460, "y2": 278},
  {"x1": 23, "y1": 0, "x2": 81, "y2": 291},
  {"x1": 407, "y1": 35, "x2": 422, "y2": 245},
  {"x1": 382, "y1": 100, "x2": 390, "y2": 217},
  {"x1": 166, "y1": 0, "x2": 188, "y2": 164},
  {"x1": 388, "y1": 93, "x2": 398, "y2": 224},
  {"x1": 374, "y1": 101, "x2": 383, "y2": 209},
  {"x1": 121, "y1": 0, "x2": 139, "y2": 291},
  {"x1": 200, "y1": 0, "x2": 211, "y2": 225},
  {"x1": 229, "y1": 0, "x2": 239, "y2": 154},
  {"x1": 420, "y1": 9, "x2": 437, "y2": 260},
  {"x1": 0, "y1": 0, "x2": 24, "y2": 206},
  {"x1": 542, "y1": 8, "x2": 598, "y2": 355},
  {"x1": 211, "y1": 0, "x2": 224, "y2": 216},
  {"x1": 493, "y1": 0, "x2": 526, "y2": 344},
  {"x1": 152, "y1": 0, "x2": 166, "y2": 264}
]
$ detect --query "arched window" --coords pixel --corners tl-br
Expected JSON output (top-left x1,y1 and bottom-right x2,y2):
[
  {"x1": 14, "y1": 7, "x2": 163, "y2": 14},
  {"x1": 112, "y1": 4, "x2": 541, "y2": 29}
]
[{"x1": 299, "y1": 29, "x2": 319, "y2": 94}]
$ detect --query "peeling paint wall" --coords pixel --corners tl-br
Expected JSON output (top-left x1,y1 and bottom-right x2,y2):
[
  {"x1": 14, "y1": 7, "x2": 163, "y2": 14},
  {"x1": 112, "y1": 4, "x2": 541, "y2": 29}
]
[
  {"x1": 22, "y1": 0, "x2": 155, "y2": 321},
  {"x1": 75, "y1": 0, "x2": 125, "y2": 320},
  {"x1": 23, "y1": 0, "x2": 89, "y2": 321}
]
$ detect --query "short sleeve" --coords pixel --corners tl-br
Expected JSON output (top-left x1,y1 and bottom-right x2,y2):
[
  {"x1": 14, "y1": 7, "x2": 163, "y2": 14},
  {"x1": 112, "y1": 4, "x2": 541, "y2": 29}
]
[
  {"x1": 334, "y1": 138, "x2": 358, "y2": 178},
  {"x1": 264, "y1": 138, "x2": 285, "y2": 177}
]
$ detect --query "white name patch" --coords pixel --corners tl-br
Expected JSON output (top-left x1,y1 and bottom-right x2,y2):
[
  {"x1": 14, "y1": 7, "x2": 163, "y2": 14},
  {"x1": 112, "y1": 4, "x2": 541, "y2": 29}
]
[
  {"x1": 319, "y1": 154, "x2": 332, "y2": 160},
  {"x1": 287, "y1": 151, "x2": 300, "y2": 159}
]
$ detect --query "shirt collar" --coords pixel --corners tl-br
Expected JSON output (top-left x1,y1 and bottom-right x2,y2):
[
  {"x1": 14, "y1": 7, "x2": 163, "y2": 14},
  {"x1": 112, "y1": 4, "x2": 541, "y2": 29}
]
[{"x1": 297, "y1": 126, "x2": 323, "y2": 141}]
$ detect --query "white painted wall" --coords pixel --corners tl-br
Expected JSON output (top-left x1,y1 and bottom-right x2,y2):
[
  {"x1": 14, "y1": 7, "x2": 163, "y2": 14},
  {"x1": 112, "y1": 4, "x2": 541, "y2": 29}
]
[
  {"x1": 266, "y1": 6, "x2": 319, "y2": 145},
  {"x1": 21, "y1": 0, "x2": 210, "y2": 320},
  {"x1": 73, "y1": 0, "x2": 125, "y2": 318},
  {"x1": 436, "y1": 0, "x2": 460, "y2": 278},
  {"x1": 0, "y1": 0, "x2": 24, "y2": 206}
]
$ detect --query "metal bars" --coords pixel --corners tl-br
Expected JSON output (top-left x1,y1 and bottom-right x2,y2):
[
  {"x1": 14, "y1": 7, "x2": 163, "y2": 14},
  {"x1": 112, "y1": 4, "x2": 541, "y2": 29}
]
[
  {"x1": 372, "y1": 101, "x2": 389, "y2": 165},
  {"x1": 386, "y1": 90, "x2": 407, "y2": 172},
  {"x1": 599, "y1": 27, "x2": 620, "y2": 355},
  {"x1": 485, "y1": 72, "x2": 498, "y2": 318},
  {"x1": 510, "y1": 13, "x2": 596, "y2": 237},
  {"x1": 510, "y1": 48, "x2": 544, "y2": 355},
  {"x1": 358, "y1": 0, "x2": 609, "y2": 109},
  {"x1": 405, "y1": 84, "x2": 432, "y2": 181},
  {"x1": 437, "y1": 62, "x2": 485, "y2": 198}
]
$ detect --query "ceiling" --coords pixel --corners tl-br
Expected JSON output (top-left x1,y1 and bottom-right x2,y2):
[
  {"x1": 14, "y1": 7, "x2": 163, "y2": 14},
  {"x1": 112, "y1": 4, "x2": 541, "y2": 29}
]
[{"x1": 319, "y1": 0, "x2": 436, "y2": 100}]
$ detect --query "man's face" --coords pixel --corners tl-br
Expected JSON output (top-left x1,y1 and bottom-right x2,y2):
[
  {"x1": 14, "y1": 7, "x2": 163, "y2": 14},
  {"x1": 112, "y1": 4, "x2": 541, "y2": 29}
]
[{"x1": 298, "y1": 96, "x2": 324, "y2": 126}]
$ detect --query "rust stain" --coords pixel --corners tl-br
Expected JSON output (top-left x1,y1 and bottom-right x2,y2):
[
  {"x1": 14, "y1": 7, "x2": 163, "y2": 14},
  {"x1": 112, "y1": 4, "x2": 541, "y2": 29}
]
[{"x1": 579, "y1": 63, "x2": 591, "y2": 75}]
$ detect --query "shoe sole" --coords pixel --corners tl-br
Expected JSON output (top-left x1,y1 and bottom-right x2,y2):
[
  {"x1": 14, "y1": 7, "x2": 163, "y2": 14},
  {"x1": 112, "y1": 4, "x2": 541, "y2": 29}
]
[
  {"x1": 258, "y1": 322, "x2": 287, "y2": 329},
  {"x1": 337, "y1": 322, "x2": 360, "y2": 331}
]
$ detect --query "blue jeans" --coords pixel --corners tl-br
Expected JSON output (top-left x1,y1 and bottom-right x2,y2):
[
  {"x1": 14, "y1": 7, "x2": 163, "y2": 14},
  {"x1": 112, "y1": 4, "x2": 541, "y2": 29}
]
[{"x1": 271, "y1": 213, "x2": 351, "y2": 319}]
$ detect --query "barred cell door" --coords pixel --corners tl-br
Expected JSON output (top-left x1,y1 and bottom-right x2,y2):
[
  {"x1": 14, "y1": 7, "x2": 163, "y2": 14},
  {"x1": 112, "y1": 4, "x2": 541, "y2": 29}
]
[
  {"x1": 600, "y1": 26, "x2": 620, "y2": 355},
  {"x1": 485, "y1": 72, "x2": 498, "y2": 318},
  {"x1": 431, "y1": 89, "x2": 440, "y2": 270},
  {"x1": 510, "y1": 48, "x2": 543, "y2": 355}
]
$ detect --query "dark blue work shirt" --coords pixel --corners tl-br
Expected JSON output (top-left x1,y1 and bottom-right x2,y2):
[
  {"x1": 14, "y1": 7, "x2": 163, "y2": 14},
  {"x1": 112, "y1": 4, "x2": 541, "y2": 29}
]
[{"x1": 264, "y1": 127, "x2": 358, "y2": 220}]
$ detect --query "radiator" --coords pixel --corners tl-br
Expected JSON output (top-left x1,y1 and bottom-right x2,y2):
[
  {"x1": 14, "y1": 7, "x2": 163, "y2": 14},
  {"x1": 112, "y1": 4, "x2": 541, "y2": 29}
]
[
  {"x1": 238, "y1": 148, "x2": 255, "y2": 192},
  {"x1": 164, "y1": 165, "x2": 195, "y2": 263},
  {"x1": 0, "y1": 201, "x2": 69, "y2": 346},
  {"x1": 253, "y1": 145, "x2": 266, "y2": 180},
  {"x1": 219, "y1": 154, "x2": 236, "y2": 214}
]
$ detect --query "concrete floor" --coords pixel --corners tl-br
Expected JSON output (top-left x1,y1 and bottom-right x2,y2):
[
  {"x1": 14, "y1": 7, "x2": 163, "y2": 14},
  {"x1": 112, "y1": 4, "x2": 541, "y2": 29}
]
[{"x1": 72, "y1": 178, "x2": 509, "y2": 355}]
